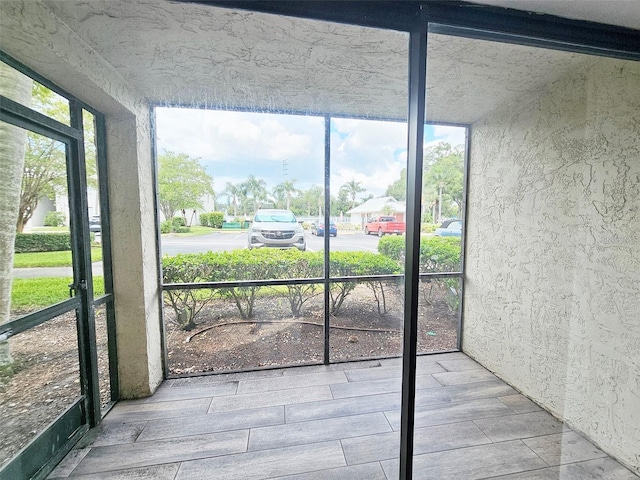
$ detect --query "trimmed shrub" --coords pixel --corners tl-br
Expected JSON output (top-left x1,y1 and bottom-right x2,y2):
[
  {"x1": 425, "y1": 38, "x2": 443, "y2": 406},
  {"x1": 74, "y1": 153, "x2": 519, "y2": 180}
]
[
  {"x1": 14, "y1": 233, "x2": 71, "y2": 253},
  {"x1": 378, "y1": 235, "x2": 461, "y2": 272},
  {"x1": 172, "y1": 216, "x2": 186, "y2": 228},
  {"x1": 160, "y1": 221, "x2": 172, "y2": 234},
  {"x1": 43, "y1": 211, "x2": 66, "y2": 227},
  {"x1": 162, "y1": 248, "x2": 402, "y2": 322},
  {"x1": 327, "y1": 251, "x2": 401, "y2": 315},
  {"x1": 162, "y1": 253, "x2": 219, "y2": 330},
  {"x1": 209, "y1": 212, "x2": 224, "y2": 228},
  {"x1": 199, "y1": 212, "x2": 225, "y2": 229},
  {"x1": 377, "y1": 235, "x2": 404, "y2": 263},
  {"x1": 420, "y1": 236, "x2": 461, "y2": 272}
]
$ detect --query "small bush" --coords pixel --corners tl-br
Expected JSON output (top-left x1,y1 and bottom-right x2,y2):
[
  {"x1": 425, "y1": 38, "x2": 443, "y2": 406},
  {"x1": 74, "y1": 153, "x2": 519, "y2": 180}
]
[
  {"x1": 378, "y1": 235, "x2": 461, "y2": 273},
  {"x1": 43, "y1": 211, "x2": 66, "y2": 227},
  {"x1": 172, "y1": 216, "x2": 186, "y2": 228},
  {"x1": 200, "y1": 212, "x2": 224, "y2": 228},
  {"x1": 209, "y1": 212, "x2": 224, "y2": 228},
  {"x1": 174, "y1": 226, "x2": 191, "y2": 234},
  {"x1": 14, "y1": 233, "x2": 71, "y2": 253},
  {"x1": 377, "y1": 235, "x2": 405, "y2": 263},
  {"x1": 160, "y1": 221, "x2": 172, "y2": 234}
]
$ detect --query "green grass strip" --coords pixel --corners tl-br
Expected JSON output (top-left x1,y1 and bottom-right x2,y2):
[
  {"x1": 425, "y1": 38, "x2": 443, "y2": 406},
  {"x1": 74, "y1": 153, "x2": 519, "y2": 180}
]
[
  {"x1": 13, "y1": 248, "x2": 103, "y2": 268},
  {"x1": 11, "y1": 276, "x2": 105, "y2": 310}
]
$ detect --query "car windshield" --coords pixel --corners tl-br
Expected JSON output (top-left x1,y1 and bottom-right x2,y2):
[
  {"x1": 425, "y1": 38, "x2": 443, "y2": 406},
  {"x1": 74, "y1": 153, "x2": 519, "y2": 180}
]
[{"x1": 254, "y1": 211, "x2": 296, "y2": 223}]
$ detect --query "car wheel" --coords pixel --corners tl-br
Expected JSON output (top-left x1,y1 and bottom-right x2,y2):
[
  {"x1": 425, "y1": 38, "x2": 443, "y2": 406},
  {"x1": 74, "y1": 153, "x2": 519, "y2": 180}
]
[{"x1": 378, "y1": 228, "x2": 383, "y2": 237}]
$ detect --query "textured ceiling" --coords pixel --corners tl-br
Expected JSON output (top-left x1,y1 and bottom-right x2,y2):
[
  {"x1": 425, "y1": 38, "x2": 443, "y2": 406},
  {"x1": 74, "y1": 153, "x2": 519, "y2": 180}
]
[{"x1": 35, "y1": 1, "x2": 607, "y2": 123}]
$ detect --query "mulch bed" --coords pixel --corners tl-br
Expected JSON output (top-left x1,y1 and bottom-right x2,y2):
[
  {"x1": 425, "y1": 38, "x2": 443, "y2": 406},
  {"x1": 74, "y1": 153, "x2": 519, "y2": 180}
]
[{"x1": 166, "y1": 282, "x2": 459, "y2": 374}]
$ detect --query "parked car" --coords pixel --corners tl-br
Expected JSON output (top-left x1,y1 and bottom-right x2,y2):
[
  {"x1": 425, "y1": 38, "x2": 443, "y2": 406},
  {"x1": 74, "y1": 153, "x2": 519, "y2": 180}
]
[
  {"x1": 89, "y1": 216, "x2": 101, "y2": 232},
  {"x1": 434, "y1": 219, "x2": 462, "y2": 237},
  {"x1": 364, "y1": 216, "x2": 406, "y2": 236},
  {"x1": 312, "y1": 222, "x2": 337, "y2": 237},
  {"x1": 248, "y1": 209, "x2": 306, "y2": 251}
]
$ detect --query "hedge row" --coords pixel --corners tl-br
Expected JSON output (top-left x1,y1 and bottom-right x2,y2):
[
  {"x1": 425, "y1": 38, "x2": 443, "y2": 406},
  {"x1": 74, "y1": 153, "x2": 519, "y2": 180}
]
[
  {"x1": 14, "y1": 233, "x2": 72, "y2": 253},
  {"x1": 162, "y1": 249, "x2": 400, "y2": 329},
  {"x1": 377, "y1": 235, "x2": 461, "y2": 272},
  {"x1": 199, "y1": 212, "x2": 224, "y2": 228}
]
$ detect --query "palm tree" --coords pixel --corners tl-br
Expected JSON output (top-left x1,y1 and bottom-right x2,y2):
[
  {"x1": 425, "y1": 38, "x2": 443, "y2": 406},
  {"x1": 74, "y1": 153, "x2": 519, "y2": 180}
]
[
  {"x1": 339, "y1": 179, "x2": 366, "y2": 210},
  {"x1": 273, "y1": 180, "x2": 298, "y2": 210},
  {"x1": 243, "y1": 175, "x2": 268, "y2": 213},
  {"x1": 223, "y1": 182, "x2": 243, "y2": 217}
]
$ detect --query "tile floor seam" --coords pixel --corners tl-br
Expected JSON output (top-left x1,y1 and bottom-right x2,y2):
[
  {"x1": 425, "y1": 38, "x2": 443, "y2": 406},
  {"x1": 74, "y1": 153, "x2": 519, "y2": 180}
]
[
  {"x1": 133, "y1": 420, "x2": 150, "y2": 443},
  {"x1": 63, "y1": 447, "x2": 91, "y2": 478},
  {"x1": 343, "y1": 425, "x2": 528, "y2": 463},
  {"x1": 468, "y1": 408, "x2": 555, "y2": 427},
  {"x1": 379, "y1": 460, "x2": 389, "y2": 480},
  {"x1": 520, "y1": 437, "x2": 553, "y2": 467},
  {"x1": 171, "y1": 462, "x2": 182, "y2": 480},
  {"x1": 119, "y1": 391, "x2": 231, "y2": 404},
  {"x1": 72, "y1": 458, "x2": 187, "y2": 478},
  {"x1": 475, "y1": 463, "x2": 550, "y2": 480}
]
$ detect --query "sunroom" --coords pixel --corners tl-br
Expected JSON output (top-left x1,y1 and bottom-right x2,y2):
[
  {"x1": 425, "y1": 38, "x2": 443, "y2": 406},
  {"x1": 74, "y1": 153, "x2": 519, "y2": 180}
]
[{"x1": 0, "y1": 1, "x2": 638, "y2": 479}]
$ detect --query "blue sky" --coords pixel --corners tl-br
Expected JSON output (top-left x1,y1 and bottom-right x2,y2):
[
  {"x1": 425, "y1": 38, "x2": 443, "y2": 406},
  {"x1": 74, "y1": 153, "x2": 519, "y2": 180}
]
[{"x1": 155, "y1": 107, "x2": 465, "y2": 199}]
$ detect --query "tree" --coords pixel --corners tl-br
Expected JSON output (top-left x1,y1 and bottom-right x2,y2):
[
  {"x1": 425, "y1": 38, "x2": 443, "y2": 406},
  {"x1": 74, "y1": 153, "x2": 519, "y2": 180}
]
[
  {"x1": 157, "y1": 151, "x2": 214, "y2": 220},
  {"x1": 300, "y1": 184, "x2": 324, "y2": 218},
  {"x1": 339, "y1": 179, "x2": 366, "y2": 210},
  {"x1": 423, "y1": 143, "x2": 464, "y2": 223},
  {"x1": 272, "y1": 179, "x2": 299, "y2": 210},
  {"x1": 16, "y1": 84, "x2": 70, "y2": 233},
  {"x1": 1, "y1": 62, "x2": 32, "y2": 367},
  {"x1": 242, "y1": 175, "x2": 268, "y2": 214},
  {"x1": 385, "y1": 167, "x2": 407, "y2": 201},
  {"x1": 17, "y1": 132, "x2": 67, "y2": 232},
  {"x1": 331, "y1": 188, "x2": 351, "y2": 217},
  {"x1": 223, "y1": 181, "x2": 244, "y2": 217}
]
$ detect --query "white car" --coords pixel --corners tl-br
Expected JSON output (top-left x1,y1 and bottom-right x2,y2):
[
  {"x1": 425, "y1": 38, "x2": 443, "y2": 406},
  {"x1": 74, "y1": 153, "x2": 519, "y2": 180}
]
[{"x1": 248, "y1": 209, "x2": 306, "y2": 251}]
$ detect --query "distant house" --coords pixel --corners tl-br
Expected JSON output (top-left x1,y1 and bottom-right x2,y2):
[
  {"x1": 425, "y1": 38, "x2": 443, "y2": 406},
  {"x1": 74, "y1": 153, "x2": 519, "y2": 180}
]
[{"x1": 346, "y1": 196, "x2": 405, "y2": 228}]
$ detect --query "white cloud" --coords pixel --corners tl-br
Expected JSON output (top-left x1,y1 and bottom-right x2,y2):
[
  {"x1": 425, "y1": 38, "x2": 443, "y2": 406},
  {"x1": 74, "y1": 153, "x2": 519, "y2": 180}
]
[
  {"x1": 429, "y1": 125, "x2": 466, "y2": 148},
  {"x1": 330, "y1": 118, "x2": 408, "y2": 196},
  {"x1": 155, "y1": 108, "x2": 465, "y2": 198}
]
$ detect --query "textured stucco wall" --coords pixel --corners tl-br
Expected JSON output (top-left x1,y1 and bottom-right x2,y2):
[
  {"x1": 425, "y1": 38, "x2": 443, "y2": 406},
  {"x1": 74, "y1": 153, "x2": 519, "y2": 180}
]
[
  {"x1": 464, "y1": 56, "x2": 640, "y2": 473},
  {"x1": 0, "y1": 1, "x2": 163, "y2": 397}
]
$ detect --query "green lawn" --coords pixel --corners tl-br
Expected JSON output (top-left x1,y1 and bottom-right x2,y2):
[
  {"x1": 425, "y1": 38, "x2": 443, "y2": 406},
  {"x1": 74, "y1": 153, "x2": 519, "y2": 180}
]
[
  {"x1": 27, "y1": 226, "x2": 70, "y2": 232},
  {"x1": 11, "y1": 276, "x2": 105, "y2": 310},
  {"x1": 13, "y1": 248, "x2": 103, "y2": 268}
]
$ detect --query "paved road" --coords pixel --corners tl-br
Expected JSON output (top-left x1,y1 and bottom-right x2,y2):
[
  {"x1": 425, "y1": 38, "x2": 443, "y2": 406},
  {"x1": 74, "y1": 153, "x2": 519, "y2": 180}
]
[
  {"x1": 159, "y1": 230, "x2": 383, "y2": 255},
  {"x1": 12, "y1": 231, "x2": 385, "y2": 278}
]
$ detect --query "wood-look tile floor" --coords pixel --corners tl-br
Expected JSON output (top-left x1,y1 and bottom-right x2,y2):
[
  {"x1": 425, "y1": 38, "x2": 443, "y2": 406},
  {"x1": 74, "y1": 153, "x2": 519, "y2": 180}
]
[{"x1": 49, "y1": 353, "x2": 639, "y2": 479}]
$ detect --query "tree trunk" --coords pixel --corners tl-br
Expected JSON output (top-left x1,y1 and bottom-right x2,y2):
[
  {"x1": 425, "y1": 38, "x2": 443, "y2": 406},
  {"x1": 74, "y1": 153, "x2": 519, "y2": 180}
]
[{"x1": 0, "y1": 63, "x2": 32, "y2": 366}]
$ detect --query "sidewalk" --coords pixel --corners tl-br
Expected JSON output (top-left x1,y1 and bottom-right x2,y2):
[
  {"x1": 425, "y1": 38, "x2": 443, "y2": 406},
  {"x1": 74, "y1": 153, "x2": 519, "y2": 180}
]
[{"x1": 12, "y1": 262, "x2": 104, "y2": 279}]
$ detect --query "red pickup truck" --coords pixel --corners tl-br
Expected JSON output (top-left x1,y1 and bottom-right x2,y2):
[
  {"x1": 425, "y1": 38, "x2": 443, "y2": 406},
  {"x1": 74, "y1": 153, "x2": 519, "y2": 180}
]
[{"x1": 364, "y1": 216, "x2": 406, "y2": 236}]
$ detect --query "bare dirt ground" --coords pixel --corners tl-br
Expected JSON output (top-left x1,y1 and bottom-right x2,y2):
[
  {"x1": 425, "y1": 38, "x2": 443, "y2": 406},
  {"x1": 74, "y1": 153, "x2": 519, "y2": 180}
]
[
  {"x1": 166, "y1": 282, "x2": 459, "y2": 375},
  {"x1": 0, "y1": 311, "x2": 111, "y2": 468},
  {"x1": 1, "y1": 282, "x2": 458, "y2": 467}
]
